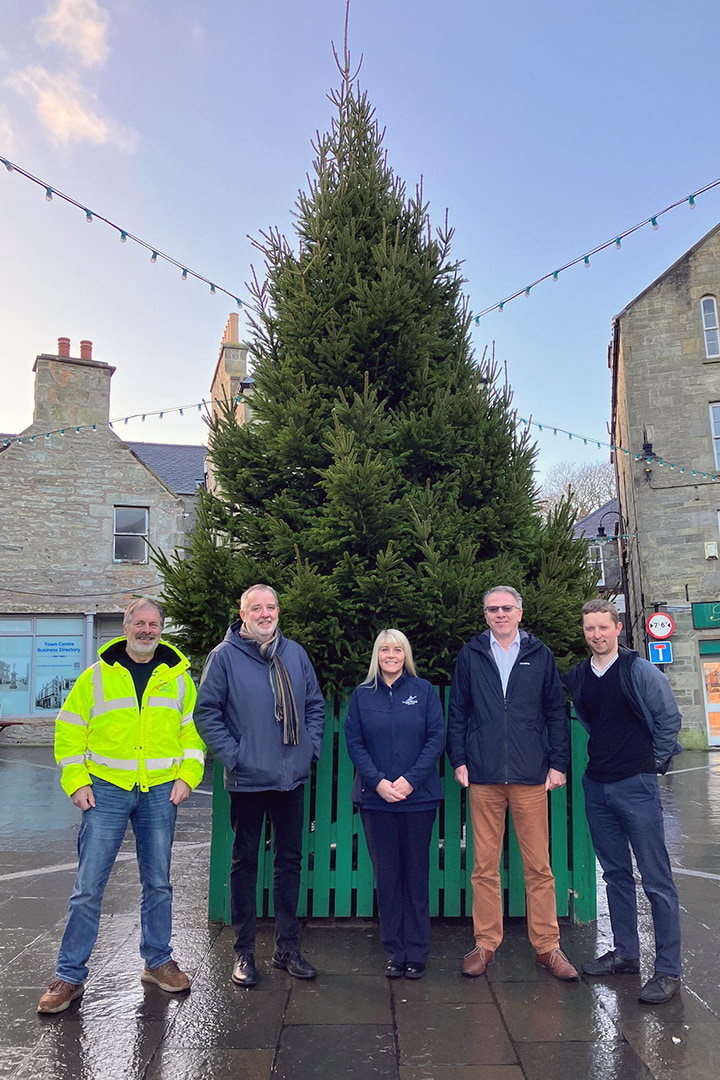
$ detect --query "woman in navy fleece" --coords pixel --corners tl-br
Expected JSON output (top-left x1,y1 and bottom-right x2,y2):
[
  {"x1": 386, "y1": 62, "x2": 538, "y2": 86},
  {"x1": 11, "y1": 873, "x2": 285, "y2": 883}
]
[{"x1": 345, "y1": 629, "x2": 445, "y2": 979}]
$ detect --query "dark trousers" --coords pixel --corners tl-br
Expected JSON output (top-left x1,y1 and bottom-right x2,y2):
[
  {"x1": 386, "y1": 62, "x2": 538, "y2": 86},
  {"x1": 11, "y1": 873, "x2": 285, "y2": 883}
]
[
  {"x1": 361, "y1": 807, "x2": 437, "y2": 965},
  {"x1": 229, "y1": 786, "x2": 305, "y2": 956},
  {"x1": 583, "y1": 772, "x2": 682, "y2": 976}
]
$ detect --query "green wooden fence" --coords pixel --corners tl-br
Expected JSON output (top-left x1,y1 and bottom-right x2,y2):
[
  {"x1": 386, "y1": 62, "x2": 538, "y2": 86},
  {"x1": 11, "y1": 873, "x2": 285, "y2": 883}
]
[{"x1": 207, "y1": 697, "x2": 596, "y2": 925}]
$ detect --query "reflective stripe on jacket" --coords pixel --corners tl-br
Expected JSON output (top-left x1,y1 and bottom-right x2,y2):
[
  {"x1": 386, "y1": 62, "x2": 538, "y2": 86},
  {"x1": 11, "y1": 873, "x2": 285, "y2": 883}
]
[{"x1": 55, "y1": 636, "x2": 204, "y2": 796}]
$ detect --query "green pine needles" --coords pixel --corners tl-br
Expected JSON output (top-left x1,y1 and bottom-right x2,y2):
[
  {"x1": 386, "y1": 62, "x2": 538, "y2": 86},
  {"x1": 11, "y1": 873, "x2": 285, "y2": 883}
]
[{"x1": 157, "y1": 69, "x2": 596, "y2": 690}]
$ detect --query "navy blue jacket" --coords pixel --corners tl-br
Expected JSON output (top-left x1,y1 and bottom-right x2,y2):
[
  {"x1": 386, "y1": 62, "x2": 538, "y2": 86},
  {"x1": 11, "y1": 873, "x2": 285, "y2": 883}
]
[
  {"x1": 194, "y1": 622, "x2": 325, "y2": 792},
  {"x1": 562, "y1": 646, "x2": 683, "y2": 774},
  {"x1": 446, "y1": 629, "x2": 568, "y2": 785},
  {"x1": 345, "y1": 671, "x2": 445, "y2": 812}
]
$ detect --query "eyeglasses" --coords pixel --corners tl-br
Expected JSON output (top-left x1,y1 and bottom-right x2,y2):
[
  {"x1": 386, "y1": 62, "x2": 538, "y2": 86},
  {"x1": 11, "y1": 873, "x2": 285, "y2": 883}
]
[{"x1": 484, "y1": 605, "x2": 518, "y2": 614}]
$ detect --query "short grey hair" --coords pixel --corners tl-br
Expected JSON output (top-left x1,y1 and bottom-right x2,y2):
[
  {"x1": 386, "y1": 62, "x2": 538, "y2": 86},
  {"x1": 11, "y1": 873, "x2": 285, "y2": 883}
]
[
  {"x1": 483, "y1": 585, "x2": 523, "y2": 609},
  {"x1": 240, "y1": 583, "x2": 279, "y2": 611},
  {"x1": 123, "y1": 597, "x2": 165, "y2": 628}
]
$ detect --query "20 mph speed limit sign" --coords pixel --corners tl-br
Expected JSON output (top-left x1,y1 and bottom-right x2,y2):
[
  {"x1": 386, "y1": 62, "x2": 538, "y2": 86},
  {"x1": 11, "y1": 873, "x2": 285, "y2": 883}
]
[{"x1": 646, "y1": 613, "x2": 674, "y2": 639}]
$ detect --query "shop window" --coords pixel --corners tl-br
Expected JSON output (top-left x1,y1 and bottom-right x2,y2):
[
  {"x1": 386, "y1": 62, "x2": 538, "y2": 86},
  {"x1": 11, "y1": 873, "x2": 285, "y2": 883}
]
[
  {"x1": 113, "y1": 506, "x2": 149, "y2": 563},
  {"x1": 0, "y1": 617, "x2": 83, "y2": 716}
]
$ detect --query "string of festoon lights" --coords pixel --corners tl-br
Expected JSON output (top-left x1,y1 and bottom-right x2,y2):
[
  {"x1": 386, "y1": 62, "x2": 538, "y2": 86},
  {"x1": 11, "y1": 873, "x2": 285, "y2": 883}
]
[
  {"x1": 1, "y1": 401, "x2": 209, "y2": 448},
  {"x1": 519, "y1": 416, "x2": 720, "y2": 481},
  {"x1": 4, "y1": 397, "x2": 720, "y2": 483},
  {"x1": 0, "y1": 156, "x2": 245, "y2": 308},
  {"x1": 3, "y1": 153, "x2": 720, "y2": 323},
  {"x1": 472, "y1": 175, "x2": 720, "y2": 321}
]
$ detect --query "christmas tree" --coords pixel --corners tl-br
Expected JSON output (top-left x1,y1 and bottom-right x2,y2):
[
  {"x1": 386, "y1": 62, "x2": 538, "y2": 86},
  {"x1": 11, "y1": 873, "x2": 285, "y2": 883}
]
[{"x1": 158, "y1": 55, "x2": 595, "y2": 689}]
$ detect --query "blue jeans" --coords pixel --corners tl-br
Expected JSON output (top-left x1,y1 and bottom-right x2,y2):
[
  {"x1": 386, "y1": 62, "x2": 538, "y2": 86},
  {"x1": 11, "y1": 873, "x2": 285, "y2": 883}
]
[
  {"x1": 56, "y1": 778, "x2": 177, "y2": 984},
  {"x1": 583, "y1": 772, "x2": 682, "y2": 976}
]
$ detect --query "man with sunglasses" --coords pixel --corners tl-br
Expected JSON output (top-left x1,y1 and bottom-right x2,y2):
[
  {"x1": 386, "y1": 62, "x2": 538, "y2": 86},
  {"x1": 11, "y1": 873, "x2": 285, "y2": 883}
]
[{"x1": 447, "y1": 585, "x2": 578, "y2": 981}]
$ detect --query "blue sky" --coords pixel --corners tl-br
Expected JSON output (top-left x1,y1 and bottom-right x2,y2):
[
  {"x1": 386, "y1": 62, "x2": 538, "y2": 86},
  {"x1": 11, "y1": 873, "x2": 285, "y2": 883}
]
[{"x1": 1, "y1": 0, "x2": 719, "y2": 479}]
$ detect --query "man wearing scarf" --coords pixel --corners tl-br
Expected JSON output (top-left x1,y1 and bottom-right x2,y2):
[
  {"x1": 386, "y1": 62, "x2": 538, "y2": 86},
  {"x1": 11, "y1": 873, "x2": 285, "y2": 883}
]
[{"x1": 194, "y1": 584, "x2": 325, "y2": 988}]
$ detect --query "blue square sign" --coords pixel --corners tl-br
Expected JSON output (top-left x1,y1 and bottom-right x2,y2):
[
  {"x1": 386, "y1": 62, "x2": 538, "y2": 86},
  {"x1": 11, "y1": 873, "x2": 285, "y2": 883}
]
[{"x1": 648, "y1": 641, "x2": 673, "y2": 665}]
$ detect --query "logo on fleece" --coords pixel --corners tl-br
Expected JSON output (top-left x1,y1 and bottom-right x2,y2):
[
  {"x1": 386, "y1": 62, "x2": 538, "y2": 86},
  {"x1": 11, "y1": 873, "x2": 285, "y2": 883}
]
[{"x1": 402, "y1": 695, "x2": 419, "y2": 706}]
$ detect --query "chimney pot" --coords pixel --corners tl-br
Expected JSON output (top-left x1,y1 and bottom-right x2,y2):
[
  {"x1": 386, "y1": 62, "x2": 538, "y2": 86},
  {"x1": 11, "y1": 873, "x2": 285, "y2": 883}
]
[
  {"x1": 58, "y1": 337, "x2": 70, "y2": 357},
  {"x1": 80, "y1": 340, "x2": 93, "y2": 360}
]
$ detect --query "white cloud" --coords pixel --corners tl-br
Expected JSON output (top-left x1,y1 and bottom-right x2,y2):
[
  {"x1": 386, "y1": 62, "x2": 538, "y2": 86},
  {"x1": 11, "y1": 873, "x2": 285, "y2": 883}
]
[
  {"x1": 34, "y1": 0, "x2": 110, "y2": 69},
  {"x1": 7, "y1": 67, "x2": 138, "y2": 152},
  {"x1": 0, "y1": 106, "x2": 14, "y2": 150}
]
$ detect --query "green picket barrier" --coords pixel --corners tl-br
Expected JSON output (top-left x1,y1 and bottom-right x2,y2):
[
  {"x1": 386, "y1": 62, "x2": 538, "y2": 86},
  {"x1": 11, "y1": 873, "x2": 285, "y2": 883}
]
[{"x1": 207, "y1": 696, "x2": 596, "y2": 925}]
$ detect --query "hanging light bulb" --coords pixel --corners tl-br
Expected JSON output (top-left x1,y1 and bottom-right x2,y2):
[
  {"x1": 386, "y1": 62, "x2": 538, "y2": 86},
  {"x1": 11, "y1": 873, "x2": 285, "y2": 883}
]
[
  {"x1": 615, "y1": 237, "x2": 622, "y2": 249},
  {"x1": 181, "y1": 268, "x2": 188, "y2": 281},
  {"x1": 584, "y1": 255, "x2": 591, "y2": 267},
  {"x1": 688, "y1": 195, "x2": 696, "y2": 208},
  {"x1": 2, "y1": 159, "x2": 13, "y2": 171},
  {"x1": 650, "y1": 217, "x2": 659, "y2": 230},
  {"x1": 45, "y1": 187, "x2": 53, "y2": 202},
  {"x1": 85, "y1": 209, "x2": 93, "y2": 223},
  {"x1": 150, "y1": 251, "x2": 158, "y2": 263},
  {"x1": 120, "y1": 231, "x2": 127, "y2": 243},
  {"x1": 210, "y1": 283, "x2": 216, "y2": 295},
  {"x1": 552, "y1": 271, "x2": 559, "y2": 281}
]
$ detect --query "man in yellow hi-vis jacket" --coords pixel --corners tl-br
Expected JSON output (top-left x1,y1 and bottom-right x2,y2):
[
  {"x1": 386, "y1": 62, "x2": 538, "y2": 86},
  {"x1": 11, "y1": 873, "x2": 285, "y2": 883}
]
[{"x1": 37, "y1": 598, "x2": 205, "y2": 1015}]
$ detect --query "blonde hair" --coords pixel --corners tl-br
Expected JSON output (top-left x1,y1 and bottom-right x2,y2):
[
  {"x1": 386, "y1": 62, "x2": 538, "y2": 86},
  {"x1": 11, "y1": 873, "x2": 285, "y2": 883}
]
[{"x1": 362, "y1": 629, "x2": 417, "y2": 688}]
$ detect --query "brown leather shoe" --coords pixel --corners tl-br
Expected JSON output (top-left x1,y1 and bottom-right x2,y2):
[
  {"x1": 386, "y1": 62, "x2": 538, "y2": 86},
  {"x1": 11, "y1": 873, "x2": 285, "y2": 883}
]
[
  {"x1": 462, "y1": 946, "x2": 495, "y2": 977},
  {"x1": 536, "y1": 948, "x2": 579, "y2": 981},
  {"x1": 37, "y1": 979, "x2": 84, "y2": 1014}
]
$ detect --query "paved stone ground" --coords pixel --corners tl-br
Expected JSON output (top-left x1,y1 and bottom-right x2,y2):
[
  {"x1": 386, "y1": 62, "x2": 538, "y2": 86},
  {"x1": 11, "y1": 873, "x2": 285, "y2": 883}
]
[{"x1": 1, "y1": 746, "x2": 720, "y2": 1079}]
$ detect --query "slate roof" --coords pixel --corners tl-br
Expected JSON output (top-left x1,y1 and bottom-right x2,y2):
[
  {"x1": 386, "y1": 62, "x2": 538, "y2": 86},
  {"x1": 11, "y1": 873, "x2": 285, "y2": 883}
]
[
  {"x1": 127, "y1": 442, "x2": 207, "y2": 495},
  {"x1": 573, "y1": 498, "x2": 619, "y2": 541}
]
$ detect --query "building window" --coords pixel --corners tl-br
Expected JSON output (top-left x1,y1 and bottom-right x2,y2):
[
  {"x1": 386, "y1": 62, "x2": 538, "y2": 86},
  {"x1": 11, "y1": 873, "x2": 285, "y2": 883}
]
[
  {"x1": 113, "y1": 506, "x2": 149, "y2": 563},
  {"x1": 701, "y1": 296, "x2": 720, "y2": 358},
  {"x1": 0, "y1": 616, "x2": 84, "y2": 716},
  {"x1": 588, "y1": 544, "x2": 606, "y2": 588},
  {"x1": 710, "y1": 405, "x2": 720, "y2": 468}
]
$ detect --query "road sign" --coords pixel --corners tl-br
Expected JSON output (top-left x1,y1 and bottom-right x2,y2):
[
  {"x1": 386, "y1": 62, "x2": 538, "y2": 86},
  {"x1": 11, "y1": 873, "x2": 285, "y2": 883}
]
[
  {"x1": 647, "y1": 612, "x2": 674, "y2": 639},
  {"x1": 648, "y1": 640, "x2": 673, "y2": 664}
]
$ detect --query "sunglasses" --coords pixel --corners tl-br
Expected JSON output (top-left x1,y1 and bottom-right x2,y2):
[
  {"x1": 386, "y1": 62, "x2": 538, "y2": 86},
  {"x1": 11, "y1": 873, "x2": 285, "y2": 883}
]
[{"x1": 484, "y1": 605, "x2": 518, "y2": 614}]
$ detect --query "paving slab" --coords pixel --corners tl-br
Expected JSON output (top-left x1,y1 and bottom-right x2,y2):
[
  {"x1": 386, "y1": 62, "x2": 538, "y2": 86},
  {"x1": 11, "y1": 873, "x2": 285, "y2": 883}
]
[
  {"x1": 395, "y1": 1001, "x2": 517, "y2": 1068},
  {"x1": 273, "y1": 1023, "x2": 397, "y2": 1079}
]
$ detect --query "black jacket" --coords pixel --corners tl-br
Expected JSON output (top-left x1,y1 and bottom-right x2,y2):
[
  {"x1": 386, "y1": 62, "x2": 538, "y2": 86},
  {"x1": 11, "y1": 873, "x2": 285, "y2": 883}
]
[
  {"x1": 446, "y1": 629, "x2": 568, "y2": 785},
  {"x1": 562, "y1": 646, "x2": 682, "y2": 774}
]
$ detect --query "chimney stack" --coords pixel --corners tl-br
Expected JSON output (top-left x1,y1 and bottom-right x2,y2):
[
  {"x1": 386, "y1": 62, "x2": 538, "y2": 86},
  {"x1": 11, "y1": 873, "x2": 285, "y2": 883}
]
[
  {"x1": 58, "y1": 337, "x2": 70, "y2": 357},
  {"x1": 80, "y1": 340, "x2": 93, "y2": 360}
]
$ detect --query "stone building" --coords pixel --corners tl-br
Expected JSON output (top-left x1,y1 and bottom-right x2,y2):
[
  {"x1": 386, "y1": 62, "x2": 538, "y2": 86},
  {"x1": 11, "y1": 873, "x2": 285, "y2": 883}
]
[
  {"x1": 0, "y1": 337, "x2": 204, "y2": 720},
  {"x1": 611, "y1": 222, "x2": 720, "y2": 748},
  {"x1": 205, "y1": 312, "x2": 253, "y2": 493}
]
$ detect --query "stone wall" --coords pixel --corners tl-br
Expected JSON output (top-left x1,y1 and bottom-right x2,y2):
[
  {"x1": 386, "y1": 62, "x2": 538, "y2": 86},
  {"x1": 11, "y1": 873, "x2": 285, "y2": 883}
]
[{"x1": 614, "y1": 225, "x2": 720, "y2": 744}]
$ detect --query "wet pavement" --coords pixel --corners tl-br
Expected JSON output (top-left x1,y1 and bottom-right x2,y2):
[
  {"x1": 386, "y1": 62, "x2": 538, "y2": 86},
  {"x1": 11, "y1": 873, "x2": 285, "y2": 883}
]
[{"x1": 1, "y1": 746, "x2": 720, "y2": 1079}]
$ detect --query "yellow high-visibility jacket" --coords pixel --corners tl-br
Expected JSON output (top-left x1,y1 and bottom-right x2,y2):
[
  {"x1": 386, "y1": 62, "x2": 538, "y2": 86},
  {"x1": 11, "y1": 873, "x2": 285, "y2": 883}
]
[{"x1": 55, "y1": 637, "x2": 205, "y2": 797}]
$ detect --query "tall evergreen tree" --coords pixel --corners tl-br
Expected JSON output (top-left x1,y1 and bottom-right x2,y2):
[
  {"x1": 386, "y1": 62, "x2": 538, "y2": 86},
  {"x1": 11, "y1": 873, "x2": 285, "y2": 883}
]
[{"x1": 158, "y1": 60, "x2": 595, "y2": 689}]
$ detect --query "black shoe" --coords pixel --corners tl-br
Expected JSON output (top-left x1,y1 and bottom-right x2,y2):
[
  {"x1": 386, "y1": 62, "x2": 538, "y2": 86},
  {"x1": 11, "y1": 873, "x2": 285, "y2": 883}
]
[
  {"x1": 386, "y1": 960, "x2": 404, "y2": 978},
  {"x1": 231, "y1": 954, "x2": 257, "y2": 988},
  {"x1": 404, "y1": 962, "x2": 426, "y2": 980},
  {"x1": 639, "y1": 973, "x2": 681, "y2": 1003},
  {"x1": 583, "y1": 949, "x2": 640, "y2": 976},
  {"x1": 272, "y1": 949, "x2": 316, "y2": 979}
]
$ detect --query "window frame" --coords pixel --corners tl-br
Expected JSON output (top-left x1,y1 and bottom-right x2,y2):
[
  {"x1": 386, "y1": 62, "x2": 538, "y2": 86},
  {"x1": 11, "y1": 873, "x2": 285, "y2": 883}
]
[
  {"x1": 709, "y1": 404, "x2": 720, "y2": 469},
  {"x1": 701, "y1": 296, "x2": 720, "y2": 359},
  {"x1": 113, "y1": 505, "x2": 149, "y2": 564},
  {"x1": 588, "y1": 543, "x2": 606, "y2": 588}
]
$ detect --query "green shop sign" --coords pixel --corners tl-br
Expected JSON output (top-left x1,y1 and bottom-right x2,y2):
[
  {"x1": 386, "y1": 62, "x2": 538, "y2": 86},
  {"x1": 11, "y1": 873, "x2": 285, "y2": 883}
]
[{"x1": 692, "y1": 602, "x2": 720, "y2": 629}]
